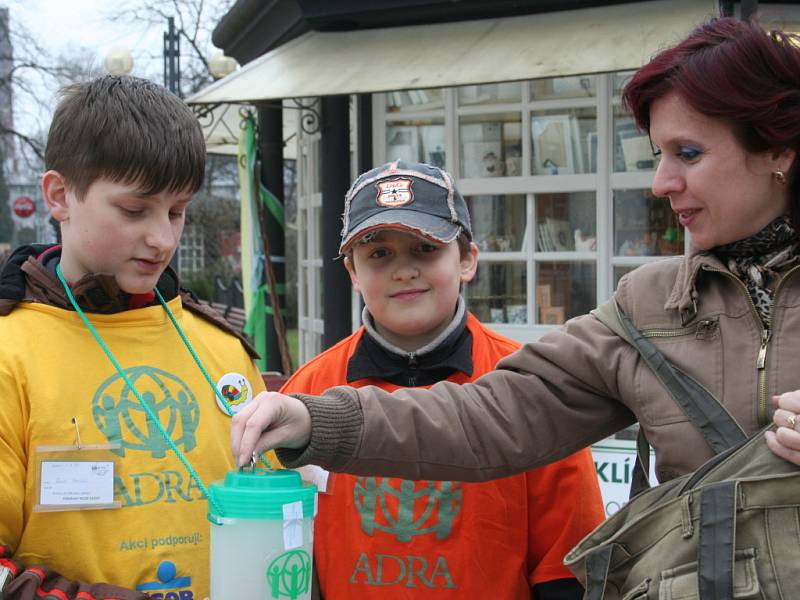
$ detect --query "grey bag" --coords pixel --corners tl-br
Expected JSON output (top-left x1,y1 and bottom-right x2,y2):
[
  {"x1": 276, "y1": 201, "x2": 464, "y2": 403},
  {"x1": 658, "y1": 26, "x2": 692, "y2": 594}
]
[{"x1": 565, "y1": 300, "x2": 800, "y2": 599}]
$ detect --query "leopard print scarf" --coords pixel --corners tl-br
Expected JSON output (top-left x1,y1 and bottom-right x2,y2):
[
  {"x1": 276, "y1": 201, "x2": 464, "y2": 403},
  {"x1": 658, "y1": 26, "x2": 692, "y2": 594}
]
[{"x1": 713, "y1": 214, "x2": 799, "y2": 328}]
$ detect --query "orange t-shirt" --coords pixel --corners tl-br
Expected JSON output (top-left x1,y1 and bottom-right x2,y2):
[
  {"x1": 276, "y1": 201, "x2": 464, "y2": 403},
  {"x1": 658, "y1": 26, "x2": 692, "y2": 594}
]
[{"x1": 281, "y1": 313, "x2": 604, "y2": 599}]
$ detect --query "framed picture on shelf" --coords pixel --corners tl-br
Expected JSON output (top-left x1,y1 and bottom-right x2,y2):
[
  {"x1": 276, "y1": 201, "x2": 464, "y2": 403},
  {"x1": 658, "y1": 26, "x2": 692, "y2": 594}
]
[
  {"x1": 461, "y1": 122, "x2": 503, "y2": 178},
  {"x1": 547, "y1": 218, "x2": 575, "y2": 251},
  {"x1": 532, "y1": 114, "x2": 575, "y2": 175},
  {"x1": 504, "y1": 140, "x2": 522, "y2": 176},
  {"x1": 587, "y1": 131, "x2": 598, "y2": 173},
  {"x1": 614, "y1": 121, "x2": 655, "y2": 172},
  {"x1": 540, "y1": 306, "x2": 565, "y2": 325},
  {"x1": 387, "y1": 126, "x2": 419, "y2": 163},
  {"x1": 521, "y1": 224, "x2": 532, "y2": 252},
  {"x1": 420, "y1": 125, "x2": 446, "y2": 168},
  {"x1": 621, "y1": 136, "x2": 655, "y2": 172},
  {"x1": 506, "y1": 304, "x2": 527, "y2": 324},
  {"x1": 536, "y1": 284, "x2": 552, "y2": 308}
]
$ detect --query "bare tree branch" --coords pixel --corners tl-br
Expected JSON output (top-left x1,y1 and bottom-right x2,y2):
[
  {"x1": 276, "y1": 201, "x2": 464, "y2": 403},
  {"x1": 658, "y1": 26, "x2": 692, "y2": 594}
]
[
  {"x1": 0, "y1": 124, "x2": 43, "y2": 160},
  {"x1": 106, "y1": 0, "x2": 235, "y2": 95}
]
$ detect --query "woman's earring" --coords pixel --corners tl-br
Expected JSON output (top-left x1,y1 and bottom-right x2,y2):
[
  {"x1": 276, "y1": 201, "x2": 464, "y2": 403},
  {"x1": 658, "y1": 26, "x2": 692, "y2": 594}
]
[{"x1": 773, "y1": 170, "x2": 787, "y2": 185}]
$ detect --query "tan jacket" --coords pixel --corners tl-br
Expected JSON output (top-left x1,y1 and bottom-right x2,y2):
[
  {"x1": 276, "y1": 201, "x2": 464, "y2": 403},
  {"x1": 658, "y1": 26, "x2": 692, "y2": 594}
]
[{"x1": 279, "y1": 250, "x2": 800, "y2": 484}]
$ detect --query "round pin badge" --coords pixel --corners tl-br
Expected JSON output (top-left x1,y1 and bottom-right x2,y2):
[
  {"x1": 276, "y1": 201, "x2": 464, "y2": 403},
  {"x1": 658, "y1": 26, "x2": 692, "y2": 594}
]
[{"x1": 215, "y1": 372, "x2": 253, "y2": 416}]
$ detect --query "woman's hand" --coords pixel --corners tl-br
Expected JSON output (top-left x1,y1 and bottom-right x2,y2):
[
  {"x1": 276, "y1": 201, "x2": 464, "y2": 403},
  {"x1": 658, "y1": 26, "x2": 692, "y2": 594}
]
[
  {"x1": 765, "y1": 391, "x2": 800, "y2": 465},
  {"x1": 230, "y1": 392, "x2": 312, "y2": 467}
]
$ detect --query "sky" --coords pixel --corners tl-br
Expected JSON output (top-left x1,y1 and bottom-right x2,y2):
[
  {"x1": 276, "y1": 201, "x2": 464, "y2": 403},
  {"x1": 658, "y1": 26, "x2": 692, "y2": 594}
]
[
  {"x1": 5, "y1": 0, "x2": 165, "y2": 73},
  {"x1": 3, "y1": 0, "x2": 224, "y2": 141}
]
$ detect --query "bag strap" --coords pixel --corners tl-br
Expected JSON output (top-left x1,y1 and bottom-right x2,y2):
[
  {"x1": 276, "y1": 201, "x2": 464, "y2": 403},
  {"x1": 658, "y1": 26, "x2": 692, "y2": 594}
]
[
  {"x1": 592, "y1": 298, "x2": 634, "y2": 345},
  {"x1": 629, "y1": 427, "x2": 652, "y2": 498},
  {"x1": 698, "y1": 481, "x2": 737, "y2": 599},
  {"x1": 584, "y1": 544, "x2": 614, "y2": 600},
  {"x1": 594, "y1": 299, "x2": 746, "y2": 449},
  {"x1": 593, "y1": 299, "x2": 747, "y2": 496}
]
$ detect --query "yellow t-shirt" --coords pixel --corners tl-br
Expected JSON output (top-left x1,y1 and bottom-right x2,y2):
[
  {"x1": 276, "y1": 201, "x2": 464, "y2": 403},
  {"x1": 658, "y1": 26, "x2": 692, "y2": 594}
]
[{"x1": 0, "y1": 298, "x2": 265, "y2": 599}]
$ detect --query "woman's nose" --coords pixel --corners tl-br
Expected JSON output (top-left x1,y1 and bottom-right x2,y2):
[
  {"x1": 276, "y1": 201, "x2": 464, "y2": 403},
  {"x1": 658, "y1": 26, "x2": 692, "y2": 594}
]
[{"x1": 651, "y1": 159, "x2": 685, "y2": 199}]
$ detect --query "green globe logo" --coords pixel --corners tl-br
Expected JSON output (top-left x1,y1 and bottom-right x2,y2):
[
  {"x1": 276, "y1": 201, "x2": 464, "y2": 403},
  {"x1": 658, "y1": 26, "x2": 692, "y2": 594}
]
[
  {"x1": 266, "y1": 549, "x2": 311, "y2": 599},
  {"x1": 354, "y1": 478, "x2": 462, "y2": 542},
  {"x1": 92, "y1": 366, "x2": 199, "y2": 458}
]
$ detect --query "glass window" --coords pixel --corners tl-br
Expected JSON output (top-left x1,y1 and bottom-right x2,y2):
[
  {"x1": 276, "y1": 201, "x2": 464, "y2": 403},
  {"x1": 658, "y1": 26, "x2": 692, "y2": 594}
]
[
  {"x1": 535, "y1": 192, "x2": 596, "y2": 252},
  {"x1": 613, "y1": 107, "x2": 658, "y2": 172},
  {"x1": 614, "y1": 190, "x2": 683, "y2": 257},
  {"x1": 532, "y1": 107, "x2": 596, "y2": 175},
  {"x1": 531, "y1": 75, "x2": 596, "y2": 99},
  {"x1": 299, "y1": 264, "x2": 308, "y2": 315},
  {"x1": 313, "y1": 266, "x2": 324, "y2": 320},
  {"x1": 465, "y1": 194, "x2": 526, "y2": 252},
  {"x1": 612, "y1": 71, "x2": 635, "y2": 95},
  {"x1": 386, "y1": 119, "x2": 445, "y2": 167},
  {"x1": 466, "y1": 262, "x2": 527, "y2": 324},
  {"x1": 309, "y1": 207, "x2": 324, "y2": 319},
  {"x1": 614, "y1": 266, "x2": 636, "y2": 289},
  {"x1": 386, "y1": 89, "x2": 444, "y2": 112},
  {"x1": 373, "y1": 72, "x2": 676, "y2": 335},
  {"x1": 459, "y1": 113, "x2": 522, "y2": 177},
  {"x1": 296, "y1": 210, "x2": 307, "y2": 261},
  {"x1": 178, "y1": 224, "x2": 204, "y2": 274},
  {"x1": 536, "y1": 262, "x2": 596, "y2": 324},
  {"x1": 458, "y1": 83, "x2": 522, "y2": 105}
]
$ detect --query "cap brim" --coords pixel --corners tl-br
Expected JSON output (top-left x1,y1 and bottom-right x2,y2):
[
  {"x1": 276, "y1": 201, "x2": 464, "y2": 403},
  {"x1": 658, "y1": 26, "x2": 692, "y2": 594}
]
[{"x1": 340, "y1": 210, "x2": 462, "y2": 254}]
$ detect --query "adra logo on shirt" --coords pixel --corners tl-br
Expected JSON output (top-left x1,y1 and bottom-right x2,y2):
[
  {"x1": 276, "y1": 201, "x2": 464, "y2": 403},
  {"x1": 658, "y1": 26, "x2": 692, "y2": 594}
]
[
  {"x1": 92, "y1": 366, "x2": 199, "y2": 458},
  {"x1": 354, "y1": 477, "x2": 462, "y2": 541},
  {"x1": 350, "y1": 478, "x2": 462, "y2": 589}
]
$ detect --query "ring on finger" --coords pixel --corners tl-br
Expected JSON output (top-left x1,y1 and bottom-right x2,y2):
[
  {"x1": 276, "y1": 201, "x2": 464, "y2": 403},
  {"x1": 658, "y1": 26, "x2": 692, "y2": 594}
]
[{"x1": 788, "y1": 413, "x2": 797, "y2": 429}]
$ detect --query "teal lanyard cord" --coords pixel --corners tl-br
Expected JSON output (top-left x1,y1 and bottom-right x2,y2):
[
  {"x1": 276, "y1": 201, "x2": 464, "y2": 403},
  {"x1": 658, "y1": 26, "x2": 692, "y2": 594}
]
[
  {"x1": 55, "y1": 265, "x2": 232, "y2": 515},
  {"x1": 152, "y1": 287, "x2": 272, "y2": 472},
  {"x1": 154, "y1": 287, "x2": 237, "y2": 417}
]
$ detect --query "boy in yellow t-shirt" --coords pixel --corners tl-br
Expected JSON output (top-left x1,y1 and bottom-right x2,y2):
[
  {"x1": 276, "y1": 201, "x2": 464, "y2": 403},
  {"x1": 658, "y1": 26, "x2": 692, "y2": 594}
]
[{"x1": 0, "y1": 76, "x2": 264, "y2": 600}]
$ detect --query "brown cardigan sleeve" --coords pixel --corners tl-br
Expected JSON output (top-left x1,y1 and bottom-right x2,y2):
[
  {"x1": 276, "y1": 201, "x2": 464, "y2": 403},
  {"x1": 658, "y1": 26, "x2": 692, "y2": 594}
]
[{"x1": 277, "y1": 310, "x2": 638, "y2": 482}]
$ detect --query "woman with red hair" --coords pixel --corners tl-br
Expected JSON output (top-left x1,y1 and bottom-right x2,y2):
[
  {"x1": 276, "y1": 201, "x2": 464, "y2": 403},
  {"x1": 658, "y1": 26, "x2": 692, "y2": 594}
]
[{"x1": 232, "y1": 16, "x2": 800, "y2": 506}]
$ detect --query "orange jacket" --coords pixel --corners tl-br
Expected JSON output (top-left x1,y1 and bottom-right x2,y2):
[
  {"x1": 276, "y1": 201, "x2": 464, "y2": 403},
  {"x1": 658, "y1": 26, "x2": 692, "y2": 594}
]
[{"x1": 281, "y1": 313, "x2": 604, "y2": 599}]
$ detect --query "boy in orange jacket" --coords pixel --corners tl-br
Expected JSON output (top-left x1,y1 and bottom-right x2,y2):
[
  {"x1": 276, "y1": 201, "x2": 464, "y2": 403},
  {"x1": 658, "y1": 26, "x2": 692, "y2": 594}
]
[{"x1": 280, "y1": 160, "x2": 604, "y2": 599}]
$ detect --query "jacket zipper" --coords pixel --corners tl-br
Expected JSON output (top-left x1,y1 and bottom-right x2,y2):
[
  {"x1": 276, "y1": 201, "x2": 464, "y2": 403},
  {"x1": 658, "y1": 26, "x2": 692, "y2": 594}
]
[
  {"x1": 641, "y1": 318, "x2": 717, "y2": 339},
  {"x1": 407, "y1": 352, "x2": 418, "y2": 387},
  {"x1": 702, "y1": 263, "x2": 800, "y2": 425}
]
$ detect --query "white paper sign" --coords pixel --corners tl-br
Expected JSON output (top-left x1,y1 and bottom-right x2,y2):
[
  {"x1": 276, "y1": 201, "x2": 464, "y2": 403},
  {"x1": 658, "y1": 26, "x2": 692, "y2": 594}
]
[
  {"x1": 39, "y1": 461, "x2": 115, "y2": 506},
  {"x1": 282, "y1": 501, "x2": 304, "y2": 550},
  {"x1": 591, "y1": 439, "x2": 658, "y2": 518}
]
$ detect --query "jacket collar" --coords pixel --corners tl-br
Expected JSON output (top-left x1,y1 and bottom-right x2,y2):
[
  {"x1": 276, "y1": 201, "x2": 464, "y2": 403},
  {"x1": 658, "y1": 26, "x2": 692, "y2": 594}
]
[
  {"x1": 667, "y1": 247, "x2": 734, "y2": 323},
  {"x1": 361, "y1": 295, "x2": 467, "y2": 358},
  {"x1": 0, "y1": 244, "x2": 179, "y2": 316},
  {"x1": 347, "y1": 297, "x2": 473, "y2": 386}
]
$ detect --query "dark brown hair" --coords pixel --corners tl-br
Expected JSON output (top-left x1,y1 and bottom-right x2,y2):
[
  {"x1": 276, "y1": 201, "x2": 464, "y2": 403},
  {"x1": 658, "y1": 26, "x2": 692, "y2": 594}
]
[
  {"x1": 45, "y1": 75, "x2": 206, "y2": 198},
  {"x1": 623, "y1": 18, "x2": 800, "y2": 228}
]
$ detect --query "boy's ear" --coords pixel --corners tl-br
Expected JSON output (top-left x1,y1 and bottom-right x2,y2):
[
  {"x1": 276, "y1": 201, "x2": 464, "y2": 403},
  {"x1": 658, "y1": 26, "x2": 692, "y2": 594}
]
[
  {"x1": 343, "y1": 256, "x2": 361, "y2": 294},
  {"x1": 459, "y1": 242, "x2": 479, "y2": 284},
  {"x1": 42, "y1": 170, "x2": 71, "y2": 222}
]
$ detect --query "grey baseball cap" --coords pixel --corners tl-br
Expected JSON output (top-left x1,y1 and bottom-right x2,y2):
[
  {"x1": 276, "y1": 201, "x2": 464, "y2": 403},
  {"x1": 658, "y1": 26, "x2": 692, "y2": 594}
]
[{"x1": 339, "y1": 159, "x2": 472, "y2": 254}]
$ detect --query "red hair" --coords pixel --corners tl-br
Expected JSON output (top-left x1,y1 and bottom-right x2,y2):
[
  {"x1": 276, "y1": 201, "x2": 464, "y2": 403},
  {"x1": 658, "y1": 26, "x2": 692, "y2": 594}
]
[{"x1": 623, "y1": 18, "x2": 800, "y2": 228}]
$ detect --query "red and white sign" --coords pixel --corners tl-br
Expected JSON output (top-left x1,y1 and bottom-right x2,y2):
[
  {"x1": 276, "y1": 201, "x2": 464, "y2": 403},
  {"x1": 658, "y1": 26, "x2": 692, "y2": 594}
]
[{"x1": 13, "y1": 196, "x2": 35, "y2": 218}]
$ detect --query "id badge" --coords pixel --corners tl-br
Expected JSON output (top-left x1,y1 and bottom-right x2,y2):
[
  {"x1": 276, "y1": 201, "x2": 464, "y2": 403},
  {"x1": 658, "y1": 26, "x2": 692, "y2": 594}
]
[{"x1": 34, "y1": 443, "x2": 122, "y2": 512}]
